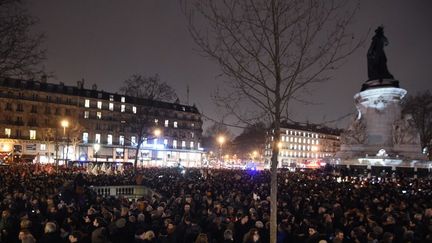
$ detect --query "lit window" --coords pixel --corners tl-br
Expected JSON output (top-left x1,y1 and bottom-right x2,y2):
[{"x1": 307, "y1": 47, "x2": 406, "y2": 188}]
[
  {"x1": 153, "y1": 138, "x2": 157, "y2": 145},
  {"x1": 190, "y1": 141, "x2": 194, "y2": 149},
  {"x1": 84, "y1": 99, "x2": 90, "y2": 108},
  {"x1": 191, "y1": 132, "x2": 194, "y2": 138},
  {"x1": 182, "y1": 141, "x2": 186, "y2": 148},
  {"x1": 131, "y1": 136, "x2": 136, "y2": 146},
  {"x1": 109, "y1": 95, "x2": 114, "y2": 101},
  {"x1": 192, "y1": 123, "x2": 194, "y2": 127},
  {"x1": 5, "y1": 128, "x2": 11, "y2": 138},
  {"x1": 96, "y1": 112, "x2": 102, "y2": 119},
  {"x1": 84, "y1": 111, "x2": 89, "y2": 119},
  {"x1": 173, "y1": 140, "x2": 177, "y2": 149},
  {"x1": 164, "y1": 139, "x2": 168, "y2": 145},
  {"x1": 95, "y1": 134, "x2": 101, "y2": 143},
  {"x1": 109, "y1": 103, "x2": 114, "y2": 111},
  {"x1": 282, "y1": 136, "x2": 285, "y2": 142},
  {"x1": 119, "y1": 135, "x2": 124, "y2": 145},
  {"x1": 121, "y1": 96, "x2": 125, "y2": 103},
  {"x1": 121, "y1": 105, "x2": 125, "y2": 112},
  {"x1": 83, "y1": 132, "x2": 88, "y2": 143},
  {"x1": 154, "y1": 119, "x2": 158, "y2": 124},
  {"x1": 174, "y1": 121, "x2": 178, "y2": 128},
  {"x1": 107, "y1": 134, "x2": 112, "y2": 145},
  {"x1": 40, "y1": 144, "x2": 46, "y2": 151},
  {"x1": 198, "y1": 142, "x2": 201, "y2": 148},
  {"x1": 294, "y1": 138, "x2": 297, "y2": 143},
  {"x1": 97, "y1": 101, "x2": 102, "y2": 109},
  {"x1": 290, "y1": 137, "x2": 293, "y2": 142},
  {"x1": 164, "y1": 120, "x2": 169, "y2": 127},
  {"x1": 132, "y1": 106, "x2": 137, "y2": 114},
  {"x1": 29, "y1": 130, "x2": 36, "y2": 140}
]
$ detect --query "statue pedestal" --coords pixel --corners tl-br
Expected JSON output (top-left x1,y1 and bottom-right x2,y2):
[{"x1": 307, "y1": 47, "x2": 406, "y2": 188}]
[{"x1": 336, "y1": 84, "x2": 426, "y2": 161}]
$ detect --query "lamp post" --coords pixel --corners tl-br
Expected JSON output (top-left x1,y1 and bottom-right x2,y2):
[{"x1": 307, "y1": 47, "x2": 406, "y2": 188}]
[
  {"x1": 217, "y1": 135, "x2": 225, "y2": 168},
  {"x1": 152, "y1": 128, "x2": 162, "y2": 167},
  {"x1": 60, "y1": 120, "x2": 69, "y2": 165},
  {"x1": 93, "y1": 143, "x2": 100, "y2": 163}
]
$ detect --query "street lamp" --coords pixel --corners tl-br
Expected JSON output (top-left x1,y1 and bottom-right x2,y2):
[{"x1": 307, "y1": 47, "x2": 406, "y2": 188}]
[
  {"x1": 60, "y1": 119, "x2": 69, "y2": 164},
  {"x1": 93, "y1": 143, "x2": 100, "y2": 163},
  {"x1": 252, "y1": 150, "x2": 258, "y2": 159},
  {"x1": 154, "y1": 128, "x2": 162, "y2": 137},
  {"x1": 61, "y1": 120, "x2": 69, "y2": 136},
  {"x1": 217, "y1": 135, "x2": 225, "y2": 168}
]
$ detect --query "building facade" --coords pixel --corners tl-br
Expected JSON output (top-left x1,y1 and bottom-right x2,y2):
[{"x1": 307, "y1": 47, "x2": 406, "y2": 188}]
[
  {"x1": 264, "y1": 123, "x2": 341, "y2": 168},
  {"x1": 0, "y1": 78, "x2": 203, "y2": 167}
]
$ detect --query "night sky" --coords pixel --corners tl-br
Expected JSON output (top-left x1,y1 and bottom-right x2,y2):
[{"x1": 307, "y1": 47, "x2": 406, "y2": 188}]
[{"x1": 28, "y1": 0, "x2": 432, "y2": 133}]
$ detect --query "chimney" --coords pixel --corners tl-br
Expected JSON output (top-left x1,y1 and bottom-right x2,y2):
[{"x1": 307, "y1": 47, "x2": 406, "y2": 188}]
[
  {"x1": 77, "y1": 78, "x2": 85, "y2": 89},
  {"x1": 41, "y1": 75, "x2": 47, "y2": 83}
]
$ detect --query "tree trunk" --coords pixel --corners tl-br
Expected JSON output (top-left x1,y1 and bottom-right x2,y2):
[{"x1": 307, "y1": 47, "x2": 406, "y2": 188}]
[
  {"x1": 270, "y1": 118, "x2": 281, "y2": 243},
  {"x1": 134, "y1": 146, "x2": 139, "y2": 172}
]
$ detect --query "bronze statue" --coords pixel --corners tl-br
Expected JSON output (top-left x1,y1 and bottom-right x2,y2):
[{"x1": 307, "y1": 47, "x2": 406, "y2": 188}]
[{"x1": 367, "y1": 26, "x2": 394, "y2": 81}]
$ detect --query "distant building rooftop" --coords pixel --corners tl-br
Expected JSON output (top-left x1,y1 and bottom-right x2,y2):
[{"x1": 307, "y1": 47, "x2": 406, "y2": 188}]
[{"x1": 0, "y1": 77, "x2": 200, "y2": 114}]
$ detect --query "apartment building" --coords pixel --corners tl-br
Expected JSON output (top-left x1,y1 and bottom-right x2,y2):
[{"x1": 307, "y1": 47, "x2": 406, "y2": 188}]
[
  {"x1": 264, "y1": 122, "x2": 341, "y2": 167},
  {"x1": 0, "y1": 78, "x2": 203, "y2": 167}
]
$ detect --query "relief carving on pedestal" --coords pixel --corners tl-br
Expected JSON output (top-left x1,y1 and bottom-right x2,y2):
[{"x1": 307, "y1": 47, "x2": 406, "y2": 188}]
[
  {"x1": 341, "y1": 117, "x2": 366, "y2": 145},
  {"x1": 392, "y1": 114, "x2": 420, "y2": 145}
]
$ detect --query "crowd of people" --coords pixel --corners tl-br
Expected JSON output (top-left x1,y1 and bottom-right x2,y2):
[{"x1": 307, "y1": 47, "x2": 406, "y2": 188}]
[{"x1": 1, "y1": 163, "x2": 432, "y2": 243}]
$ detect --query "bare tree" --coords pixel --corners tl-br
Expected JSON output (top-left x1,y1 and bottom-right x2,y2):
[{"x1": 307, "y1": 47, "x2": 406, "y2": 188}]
[
  {"x1": 0, "y1": 0, "x2": 46, "y2": 78},
  {"x1": 120, "y1": 74, "x2": 178, "y2": 102},
  {"x1": 183, "y1": 0, "x2": 361, "y2": 241},
  {"x1": 402, "y1": 90, "x2": 432, "y2": 159},
  {"x1": 120, "y1": 74, "x2": 178, "y2": 170}
]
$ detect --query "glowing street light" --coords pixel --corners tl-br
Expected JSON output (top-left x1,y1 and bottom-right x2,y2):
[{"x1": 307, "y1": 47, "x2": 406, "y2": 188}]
[
  {"x1": 154, "y1": 128, "x2": 162, "y2": 137},
  {"x1": 60, "y1": 119, "x2": 70, "y2": 164},
  {"x1": 217, "y1": 135, "x2": 225, "y2": 167},
  {"x1": 93, "y1": 143, "x2": 101, "y2": 163},
  {"x1": 61, "y1": 119, "x2": 69, "y2": 136}
]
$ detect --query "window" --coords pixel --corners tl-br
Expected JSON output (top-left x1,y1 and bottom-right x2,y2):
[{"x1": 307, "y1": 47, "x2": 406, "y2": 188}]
[
  {"x1": 174, "y1": 121, "x2": 178, "y2": 128},
  {"x1": 121, "y1": 105, "x2": 125, "y2": 112},
  {"x1": 40, "y1": 144, "x2": 46, "y2": 151},
  {"x1": 132, "y1": 106, "x2": 137, "y2": 114},
  {"x1": 191, "y1": 123, "x2": 194, "y2": 127},
  {"x1": 109, "y1": 95, "x2": 114, "y2": 101},
  {"x1": 109, "y1": 103, "x2": 114, "y2": 111},
  {"x1": 5, "y1": 128, "x2": 11, "y2": 137},
  {"x1": 84, "y1": 99, "x2": 90, "y2": 108},
  {"x1": 84, "y1": 111, "x2": 89, "y2": 119},
  {"x1": 97, "y1": 101, "x2": 102, "y2": 109},
  {"x1": 131, "y1": 136, "x2": 136, "y2": 146},
  {"x1": 96, "y1": 112, "x2": 102, "y2": 119},
  {"x1": 173, "y1": 140, "x2": 177, "y2": 149},
  {"x1": 119, "y1": 136, "x2": 124, "y2": 145},
  {"x1": 29, "y1": 130, "x2": 36, "y2": 140},
  {"x1": 182, "y1": 141, "x2": 186, "y2": 148},
  {"x1": 190, "y1": 141, "x2": 194, "y2": 149},
  {"x1": 191, "y1": 132, "x2": 194, "y2": 138},
  {"x1": 164, "y1": 120, "x2": 169, "y2": 127},
  {"x1": 31, "y1": 105, "x2": 37, "y2": 113},
  {"x1": 83, "y1": 132, "x2": 88, "y2": 143},
  {"x1": 121, "y1": 96, "x2": 125, "y2": 103},
  {"x1": 5, "y1": 103, "x2": 12, "y2": 111},
  {"x1": 154, "y1": 119, "x2": 158, "y2": 125},
  {"x1": 107, "y1": 134, "x2": 112, "y2": 145},
  {"x1": 95, "y1": 134, "x2": 101, "y2": 143},
  {"x1": 164, "y1": 139, "x2": 168, "y2": 146}
]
